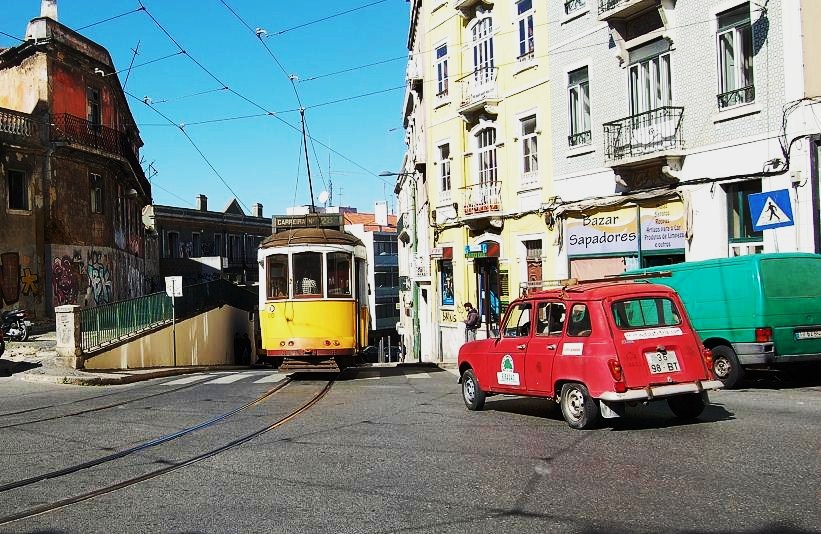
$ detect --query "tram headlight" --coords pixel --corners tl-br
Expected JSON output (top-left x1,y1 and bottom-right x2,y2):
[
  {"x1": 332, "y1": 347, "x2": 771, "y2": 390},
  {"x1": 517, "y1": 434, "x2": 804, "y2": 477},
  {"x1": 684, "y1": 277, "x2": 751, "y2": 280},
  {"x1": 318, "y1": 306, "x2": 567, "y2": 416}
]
[{"x1": 279, "y1": 341, "x2": 286, "y2": 347}]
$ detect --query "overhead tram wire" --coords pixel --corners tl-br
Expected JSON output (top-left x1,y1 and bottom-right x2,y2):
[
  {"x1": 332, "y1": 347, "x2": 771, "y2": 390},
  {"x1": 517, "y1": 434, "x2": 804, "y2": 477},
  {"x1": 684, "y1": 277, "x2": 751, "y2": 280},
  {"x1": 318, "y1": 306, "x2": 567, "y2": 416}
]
[
  {"x1": 75, "y1": 6, "x2": 146, "y2": 31},
  {"x1": 270, "y1": 0, "x2": 390, "y2": 36},
  {"x1": 124, "y1": 89, "x2": 251, "y2": 214},
  {"x1": 137, "y1": 2, "x2": 389, "y2": 189},
  {"x1": 300, "y1": 55, "x2": 407, "y2": 82}
]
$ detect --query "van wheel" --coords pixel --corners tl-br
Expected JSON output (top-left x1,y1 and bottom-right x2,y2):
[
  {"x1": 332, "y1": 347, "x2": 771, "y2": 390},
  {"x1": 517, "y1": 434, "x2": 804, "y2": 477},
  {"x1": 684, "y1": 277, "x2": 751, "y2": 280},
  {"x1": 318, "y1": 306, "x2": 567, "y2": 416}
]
[
  {"x1": 712, "y1": 345, "x2": 744, "y2": 389},
  {"x1": 461, "y1": 369, "x2": 485, "y2": 411},
  {"x1": 667, "y1": 393, "x2": 705, "y2": 420},
  {"x1": 560, "y1": 382, "x2": 599, "y2": 430}
]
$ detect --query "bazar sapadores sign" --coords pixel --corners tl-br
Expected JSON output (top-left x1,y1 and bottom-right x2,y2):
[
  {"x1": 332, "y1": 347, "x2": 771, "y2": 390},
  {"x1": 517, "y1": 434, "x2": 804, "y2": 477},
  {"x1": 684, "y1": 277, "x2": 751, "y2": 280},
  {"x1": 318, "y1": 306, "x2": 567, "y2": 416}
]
[{"x1": 566, "y1": 201, "x2": 685, "y2": 256}]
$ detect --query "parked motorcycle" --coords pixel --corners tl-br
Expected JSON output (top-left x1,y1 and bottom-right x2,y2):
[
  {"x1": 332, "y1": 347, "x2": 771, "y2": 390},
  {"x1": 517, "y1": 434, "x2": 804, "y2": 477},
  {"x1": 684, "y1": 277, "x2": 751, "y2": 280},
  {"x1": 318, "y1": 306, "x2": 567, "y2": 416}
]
[{"x1": 2, "y1": 309, "x2": 31, "y2": 342}]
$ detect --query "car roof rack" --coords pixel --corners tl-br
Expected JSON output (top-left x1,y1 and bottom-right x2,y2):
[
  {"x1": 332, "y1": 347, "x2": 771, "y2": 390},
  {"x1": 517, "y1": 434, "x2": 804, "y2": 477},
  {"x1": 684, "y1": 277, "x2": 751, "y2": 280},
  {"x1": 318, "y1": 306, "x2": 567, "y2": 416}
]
[{"x1": 519, "y1": 271, "x2": 671, "y2": 294}]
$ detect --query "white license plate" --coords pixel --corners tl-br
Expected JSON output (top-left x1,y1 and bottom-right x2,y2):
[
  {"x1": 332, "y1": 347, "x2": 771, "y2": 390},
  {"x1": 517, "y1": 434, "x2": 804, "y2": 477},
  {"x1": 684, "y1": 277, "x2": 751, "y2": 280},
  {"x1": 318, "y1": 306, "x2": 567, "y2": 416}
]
[
  {"x1": 645, "y1": 350, "x2": 681, "y2": 374},
  {"x1": 795, "y1": 330, "x2": 821, "y2": 340}
]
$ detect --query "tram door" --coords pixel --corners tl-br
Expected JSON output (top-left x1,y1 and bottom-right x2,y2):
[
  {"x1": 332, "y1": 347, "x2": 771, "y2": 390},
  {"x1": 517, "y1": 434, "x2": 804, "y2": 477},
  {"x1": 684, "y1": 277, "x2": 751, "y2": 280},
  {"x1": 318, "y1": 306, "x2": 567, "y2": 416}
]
[
  {"x1": 355, "y1": 258, "x2": 368, "y2": 350},
  {"x1": 475, "y1": 258, "x2": 501, "y2": 338}
]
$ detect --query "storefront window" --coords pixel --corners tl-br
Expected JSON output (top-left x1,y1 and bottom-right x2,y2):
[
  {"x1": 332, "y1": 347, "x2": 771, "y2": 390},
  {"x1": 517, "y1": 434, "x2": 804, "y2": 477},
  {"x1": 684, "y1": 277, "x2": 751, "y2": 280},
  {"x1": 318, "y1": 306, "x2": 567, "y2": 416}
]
[
  {"x1": 440, "y1": 260, "x2": 454, "y2": 306},
  {"x1": 266, "y1": 254, "x2": 288, "y2": 300}
]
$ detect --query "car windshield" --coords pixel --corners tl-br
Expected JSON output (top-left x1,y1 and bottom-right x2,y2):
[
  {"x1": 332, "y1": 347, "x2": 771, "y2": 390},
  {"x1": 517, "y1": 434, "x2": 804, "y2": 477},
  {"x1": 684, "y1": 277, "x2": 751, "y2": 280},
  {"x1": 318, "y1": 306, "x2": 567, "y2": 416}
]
[{"x1": 611, "y1": 297, "x2": 681, "y2": 329}]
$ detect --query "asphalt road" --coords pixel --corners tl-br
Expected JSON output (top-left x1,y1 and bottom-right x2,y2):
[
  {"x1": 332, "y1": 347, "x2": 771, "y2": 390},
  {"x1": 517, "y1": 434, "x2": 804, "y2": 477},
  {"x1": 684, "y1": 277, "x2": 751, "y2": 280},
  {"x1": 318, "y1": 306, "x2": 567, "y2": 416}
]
[{"x1": 0, "y1": 366, "x2": 818, "y2": 534}]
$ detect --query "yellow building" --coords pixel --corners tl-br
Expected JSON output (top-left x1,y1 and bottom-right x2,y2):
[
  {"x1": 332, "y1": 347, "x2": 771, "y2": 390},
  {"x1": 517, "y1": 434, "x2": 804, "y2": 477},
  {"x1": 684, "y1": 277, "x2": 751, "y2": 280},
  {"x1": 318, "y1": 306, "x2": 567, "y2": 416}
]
[{"x1": 400, "y1": 0, "x2": 555, "y2": 362}]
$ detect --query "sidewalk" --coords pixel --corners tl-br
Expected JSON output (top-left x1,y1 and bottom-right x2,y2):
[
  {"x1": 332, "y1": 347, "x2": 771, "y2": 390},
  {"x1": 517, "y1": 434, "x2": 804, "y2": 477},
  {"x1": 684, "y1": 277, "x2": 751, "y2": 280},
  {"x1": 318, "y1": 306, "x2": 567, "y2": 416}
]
[
  {"x1": 0, "y1": 330, "x2": 238, "y2": 386},
  {"x1": 1, "y1": 330, "x2": 458, "y2": 385}
]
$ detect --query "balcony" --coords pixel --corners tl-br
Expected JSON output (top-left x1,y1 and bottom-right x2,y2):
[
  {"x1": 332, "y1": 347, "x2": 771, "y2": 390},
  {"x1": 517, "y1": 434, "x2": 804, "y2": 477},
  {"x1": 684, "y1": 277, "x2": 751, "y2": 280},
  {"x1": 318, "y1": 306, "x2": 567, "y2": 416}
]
[
  {"x1": 717, "y1": 85, "x2": 755, "y2": 110},
  {"x1": 603, "y1": 106, "x2": 684, "y2": 165},
  {"x1": 457, "y1": 68, "x2": 499, "y2": 117},
  {"x1": 597, "y1": 0, "x2": 658, "y2": 21},
  {"x1": 462, "y1": 181, "x2": 502, "y2": 216},
  {"x1": 454, "y1": 0, "x2": 493, "y2": 18},
  {"x1": 50, "y1": 113, "x2": 145, "y2": 181},
  {"x1": 0, "y1": 108, "x2": 39, "y2": 141}
]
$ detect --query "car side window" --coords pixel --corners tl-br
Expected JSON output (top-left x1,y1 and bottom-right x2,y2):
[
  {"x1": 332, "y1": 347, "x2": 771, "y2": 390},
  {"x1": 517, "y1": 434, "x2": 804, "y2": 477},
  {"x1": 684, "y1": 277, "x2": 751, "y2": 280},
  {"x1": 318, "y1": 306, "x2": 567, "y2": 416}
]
[
  {"x1": 503, "y1": 302, "x2": 532, "y2": 338},
  {"x1": 566, "y1": 303, "x2": 591, "y2": 337},
  {"x1": 536, "y1": 302, "x2": 566, "y2": 336}
]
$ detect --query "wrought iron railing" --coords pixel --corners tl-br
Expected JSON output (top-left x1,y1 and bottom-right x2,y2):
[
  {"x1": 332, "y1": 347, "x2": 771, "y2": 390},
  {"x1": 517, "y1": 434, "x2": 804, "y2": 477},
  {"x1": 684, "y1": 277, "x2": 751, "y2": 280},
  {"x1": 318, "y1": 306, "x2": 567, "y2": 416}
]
[
  {"x1": 603, "y1": 106, "x2": 684, "y2": 161},
  {"x1": 462, "y1": 181, "x2": 502, "y2": 215},
  {"x1": 0, "y1": 108, "x2": 39, "y2": 139},
  {"x1": 565, "y1": 0, "x2": 587, "y2": 15},
  {"x1": 568, "y1": 130, "x2": 592, "y2": 147},
  {"x1": 598, "y1": 0, "x2": 636, "y2": 14},
  {"x1": 457, "y1": 67, "x2": 498, "y2": 108},
  {"x1": 717, "y1": 85, "x2": 755, "y2": 110}
]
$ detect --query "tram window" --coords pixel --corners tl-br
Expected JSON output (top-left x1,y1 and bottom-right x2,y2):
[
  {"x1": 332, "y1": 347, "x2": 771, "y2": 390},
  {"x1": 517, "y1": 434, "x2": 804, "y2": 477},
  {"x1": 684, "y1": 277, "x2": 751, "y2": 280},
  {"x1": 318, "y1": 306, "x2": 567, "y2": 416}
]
[
  {"x1": 266, "y1": 254, "x2": 288, "y2": 300},
  {"x1": 294, "y1": 251, "x2": 323, "y2": 297},
  {"x1": 327, "y1": 252, "x2": 352, "y2": 297}
]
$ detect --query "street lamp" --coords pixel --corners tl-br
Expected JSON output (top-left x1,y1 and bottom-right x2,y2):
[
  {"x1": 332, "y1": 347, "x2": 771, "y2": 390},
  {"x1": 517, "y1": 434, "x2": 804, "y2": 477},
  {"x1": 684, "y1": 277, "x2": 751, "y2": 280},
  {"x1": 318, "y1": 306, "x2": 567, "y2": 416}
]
[{"x1": 380, "y1": 170, "x2": 421, "y2": 363}]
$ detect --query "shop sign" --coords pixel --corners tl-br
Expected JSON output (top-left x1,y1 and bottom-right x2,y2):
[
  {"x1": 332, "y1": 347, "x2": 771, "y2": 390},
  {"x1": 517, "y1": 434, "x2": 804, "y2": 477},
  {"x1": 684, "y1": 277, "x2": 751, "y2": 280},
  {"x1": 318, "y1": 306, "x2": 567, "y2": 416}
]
[
  {"x1": 641, "y1": 201, "x2": 686, "y2": 250},
  {"x1": 430, "y1": 247, "x2": 444, "y2": 258},
  {"x1": 566, "y1": 207, "x2": 638, "y2": 256},
  {"x1": 464, "y1": 242, "x2": 500, "y2": 258}
]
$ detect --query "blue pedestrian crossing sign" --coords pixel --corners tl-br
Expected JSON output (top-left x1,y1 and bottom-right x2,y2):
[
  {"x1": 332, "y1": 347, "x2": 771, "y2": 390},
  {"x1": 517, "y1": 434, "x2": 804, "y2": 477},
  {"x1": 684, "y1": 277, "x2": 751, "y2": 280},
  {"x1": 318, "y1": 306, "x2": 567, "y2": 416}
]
[{"x1": 748, "y1": 189, "x2": 794, "y2": 231}]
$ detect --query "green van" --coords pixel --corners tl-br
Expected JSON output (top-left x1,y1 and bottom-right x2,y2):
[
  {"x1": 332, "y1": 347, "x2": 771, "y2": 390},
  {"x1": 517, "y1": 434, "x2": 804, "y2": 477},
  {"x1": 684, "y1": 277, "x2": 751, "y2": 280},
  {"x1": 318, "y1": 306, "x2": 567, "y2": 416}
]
[{"x1": 627, "y1": 253, "x2": 821, "y2": 388}]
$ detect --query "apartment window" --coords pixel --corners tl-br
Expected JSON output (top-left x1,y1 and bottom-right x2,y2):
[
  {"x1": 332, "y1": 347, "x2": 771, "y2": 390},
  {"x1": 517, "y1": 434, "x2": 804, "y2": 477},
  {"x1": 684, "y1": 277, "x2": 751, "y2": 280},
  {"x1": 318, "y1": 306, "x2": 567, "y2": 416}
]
[
  {"x1": 374, "y1": 239, "x2": 398, "y2": 256},
  {"x1": 438, "y1": 143, "x2": 451, "y2": 194},
  {"x1": 717, "y1": 3, "x2": 754, "y2": 109},
  {"x1": 90, "y1": 173, "x2": 103, "y2": 214},
  {"x1": 520, "y1": 115, "x2": 538, "y2": 184},
  {"x1": 227, "y1": 234, "x2": 240, "y2": 262},
  {"x1": 565, "y1": 0, "x2": 586, "y2": 15},
  {"x1": 213, "y1": 233, "x2": 222, "y2": 257},
  {"x1": 516, "y1": 0, "x2": 534, "y2": 62},
  {"x1": 7, "y1": 169, "x2": 29, "y2": 211},
  {"x1": 435, "y1": 44, "x2": 449, "y2": 97},
  {"x1": 86, "y1": 87, "x2": 101, "y2": 129},
  {"x1": 471, "y1": 15, "x2": 494, "y2": 84},
  {"x1": 568, "y1": 67, "x2": 591, "y2": 147},
  {"x1": 167, "y1": 232, "x2": 180, "y2": 259},
  {"x1": 726, "y1": 180, "x2": 763, "y2": 242},
  {"x1": 524, "y1": 239, "x2": 542, "y2": 259},
  {"x1": 192, "y1": 233, "x2": 201, "y2": 258},
  {"x1": 476, "y1": 127, "x2": 497, "y2": 184},
  {"x1": 629, "y1": 52, "x2": 671, "y2": 115}
]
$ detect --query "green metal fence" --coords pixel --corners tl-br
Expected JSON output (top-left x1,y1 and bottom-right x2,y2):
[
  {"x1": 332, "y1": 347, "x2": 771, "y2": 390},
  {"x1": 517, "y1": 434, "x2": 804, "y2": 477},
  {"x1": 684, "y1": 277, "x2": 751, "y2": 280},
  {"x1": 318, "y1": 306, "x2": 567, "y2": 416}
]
[
  {"x1": 79, "y1": 279, "x2": 258, "y2": 352},
  {"x1": 80, "y1": 292, "x2": 172, "y2": 351}
]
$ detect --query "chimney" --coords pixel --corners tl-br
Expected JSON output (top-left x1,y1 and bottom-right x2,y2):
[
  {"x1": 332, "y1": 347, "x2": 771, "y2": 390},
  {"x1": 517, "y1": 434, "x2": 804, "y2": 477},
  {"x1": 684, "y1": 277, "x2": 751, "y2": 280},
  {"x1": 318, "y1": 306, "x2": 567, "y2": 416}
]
[
  {"x1": 252, "y1": 203, "x2": 263, "y2": 218},
  {"x1": 41, "y1": 0, "x2": 58, "y2": 20},
  {"x1": 196, "y1": 194, "x2": 207, "y2": 211}
]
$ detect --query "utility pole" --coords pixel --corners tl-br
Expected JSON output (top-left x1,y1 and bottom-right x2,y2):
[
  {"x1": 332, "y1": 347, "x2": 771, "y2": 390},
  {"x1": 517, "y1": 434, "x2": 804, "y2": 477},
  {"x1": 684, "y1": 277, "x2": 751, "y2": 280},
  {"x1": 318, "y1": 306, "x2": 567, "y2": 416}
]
[{"x1": 411, "y1": 174, "x2": 421, "y2": 362}]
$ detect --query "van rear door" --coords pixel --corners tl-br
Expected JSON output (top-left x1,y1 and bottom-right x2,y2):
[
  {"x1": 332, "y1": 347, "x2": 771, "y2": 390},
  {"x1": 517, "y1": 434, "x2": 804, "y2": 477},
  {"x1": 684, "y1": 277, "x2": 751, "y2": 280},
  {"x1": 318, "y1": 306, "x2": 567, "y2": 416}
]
[
  {"x1": 609, "y1": 295, "x2": 708, "y2": 387},
  {"x1": 759, "y1": 257, "x2": 821, "y2": 359}
]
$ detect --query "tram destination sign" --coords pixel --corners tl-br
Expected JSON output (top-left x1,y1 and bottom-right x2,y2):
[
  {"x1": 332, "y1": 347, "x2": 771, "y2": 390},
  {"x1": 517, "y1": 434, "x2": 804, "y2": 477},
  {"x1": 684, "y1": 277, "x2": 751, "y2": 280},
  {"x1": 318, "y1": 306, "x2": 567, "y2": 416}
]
[{"x1": 273, "y1": 213, "x2": 344, "y2": 233}]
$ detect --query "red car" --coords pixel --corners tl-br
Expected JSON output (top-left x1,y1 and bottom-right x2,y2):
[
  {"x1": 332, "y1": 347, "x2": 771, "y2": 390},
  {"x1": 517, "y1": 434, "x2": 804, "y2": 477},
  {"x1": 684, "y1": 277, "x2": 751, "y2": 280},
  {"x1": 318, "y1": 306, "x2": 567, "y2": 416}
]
[{"x1": 458, "y1": 281, "x2": 723, "y2": 429}]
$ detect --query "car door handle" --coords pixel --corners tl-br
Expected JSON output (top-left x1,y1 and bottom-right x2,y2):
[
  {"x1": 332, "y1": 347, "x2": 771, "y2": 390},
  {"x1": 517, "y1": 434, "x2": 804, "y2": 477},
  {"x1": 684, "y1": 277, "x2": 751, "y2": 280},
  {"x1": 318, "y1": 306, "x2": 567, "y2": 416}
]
[
  {"x1": 517, "y1": 344, "x2": 526, "y2": 350},
  {"x1": 547, "y1": 344, "x2": 556, "y2": 350}
]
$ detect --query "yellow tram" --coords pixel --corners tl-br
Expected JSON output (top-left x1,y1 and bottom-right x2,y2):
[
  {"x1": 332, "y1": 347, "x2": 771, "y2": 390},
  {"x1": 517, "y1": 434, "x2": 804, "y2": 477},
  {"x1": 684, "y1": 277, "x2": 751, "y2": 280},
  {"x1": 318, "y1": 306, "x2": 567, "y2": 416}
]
[{"x1": 258, "y1": 213, "x2": 369, "y2": 371}]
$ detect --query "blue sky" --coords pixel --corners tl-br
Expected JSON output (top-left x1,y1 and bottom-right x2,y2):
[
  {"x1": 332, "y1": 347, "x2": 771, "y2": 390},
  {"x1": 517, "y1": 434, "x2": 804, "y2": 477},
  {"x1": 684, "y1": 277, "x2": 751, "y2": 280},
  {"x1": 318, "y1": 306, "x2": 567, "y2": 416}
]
[{"x1": 1, "y1": 1, "x2": 409, "y2": 216}]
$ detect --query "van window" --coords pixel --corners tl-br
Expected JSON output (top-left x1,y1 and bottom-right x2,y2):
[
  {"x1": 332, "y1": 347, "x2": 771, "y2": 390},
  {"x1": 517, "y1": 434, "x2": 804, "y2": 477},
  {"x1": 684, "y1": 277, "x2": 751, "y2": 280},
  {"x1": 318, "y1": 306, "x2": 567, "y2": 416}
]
[
  {"x1": 761, "y1": 258, "x2": 821, "y2": 298},
  {"x1": 567, "y1": 304, "x2": 592, "y2": 337},
  {"x1": 503, "y1": 302, "x2": 532, "y2": 337},
  {"x1": 536, "y1": 302, "x2": 566, "y2": 336},
  {"x1": 612, "y1": 298, "x2": 681, "y2": 329}
]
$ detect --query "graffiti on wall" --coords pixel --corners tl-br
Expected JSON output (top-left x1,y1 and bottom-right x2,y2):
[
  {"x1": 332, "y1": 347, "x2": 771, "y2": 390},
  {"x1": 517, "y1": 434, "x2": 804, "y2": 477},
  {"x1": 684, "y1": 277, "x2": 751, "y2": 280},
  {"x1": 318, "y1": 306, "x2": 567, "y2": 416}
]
[
  {"x1": 1, "y1": 252, "x2": 42, "y2": 306},
  {"x1": 51, "y1": 246, "x2": 147, "y2": 308}
]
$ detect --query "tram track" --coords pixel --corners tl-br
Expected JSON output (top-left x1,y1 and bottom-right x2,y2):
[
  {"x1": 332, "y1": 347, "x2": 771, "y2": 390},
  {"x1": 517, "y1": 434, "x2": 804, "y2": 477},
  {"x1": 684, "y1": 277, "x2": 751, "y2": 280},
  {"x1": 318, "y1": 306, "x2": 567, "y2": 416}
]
[
  {"x1": 0, "y1": 378, "x2": 222, "y2": 430},
  {"x1": 0, "y1": 376, "x2": 335, "y2": 528}
]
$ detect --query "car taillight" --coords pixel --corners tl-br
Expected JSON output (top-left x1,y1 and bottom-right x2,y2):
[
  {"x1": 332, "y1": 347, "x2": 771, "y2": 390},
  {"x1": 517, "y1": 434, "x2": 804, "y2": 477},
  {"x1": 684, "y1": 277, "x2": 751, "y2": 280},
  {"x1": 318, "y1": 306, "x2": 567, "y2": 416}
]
[
  {"x1": 702, "y1": 347, "x2": 713, "y2": 370},
  {"x1": 755, "y1": 327, "x2": 773, "y2": 343},
  {"x1": 607, "y1": 359, "x2": 623, "y2": 381}
]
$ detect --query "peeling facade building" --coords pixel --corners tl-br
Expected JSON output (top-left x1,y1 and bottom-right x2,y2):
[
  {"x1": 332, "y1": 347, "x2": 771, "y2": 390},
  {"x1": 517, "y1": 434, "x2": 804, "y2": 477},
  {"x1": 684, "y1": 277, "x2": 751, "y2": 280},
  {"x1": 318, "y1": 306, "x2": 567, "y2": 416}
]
[{"x1": 0, "y1": 2, "x2": 151, "y2": 318}]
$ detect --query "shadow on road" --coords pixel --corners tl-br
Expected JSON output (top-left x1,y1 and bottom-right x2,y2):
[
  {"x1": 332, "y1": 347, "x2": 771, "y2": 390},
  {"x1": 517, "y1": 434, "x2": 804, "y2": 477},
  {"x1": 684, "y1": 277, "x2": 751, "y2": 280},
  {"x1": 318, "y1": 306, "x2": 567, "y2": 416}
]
[{"x1": 0, "y1": 358, "x2": 41, "y2": 377}]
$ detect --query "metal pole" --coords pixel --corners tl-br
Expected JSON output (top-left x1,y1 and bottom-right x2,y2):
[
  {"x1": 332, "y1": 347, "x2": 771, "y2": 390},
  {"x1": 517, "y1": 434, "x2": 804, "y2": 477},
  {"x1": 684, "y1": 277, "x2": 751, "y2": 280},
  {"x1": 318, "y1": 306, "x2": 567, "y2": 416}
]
[
  {"x1": 171, "y1": 292, "x2": 177, "y2": 367},
  {"x1": 411, "y1": 175, "x2": 421, "y2": 362}
]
